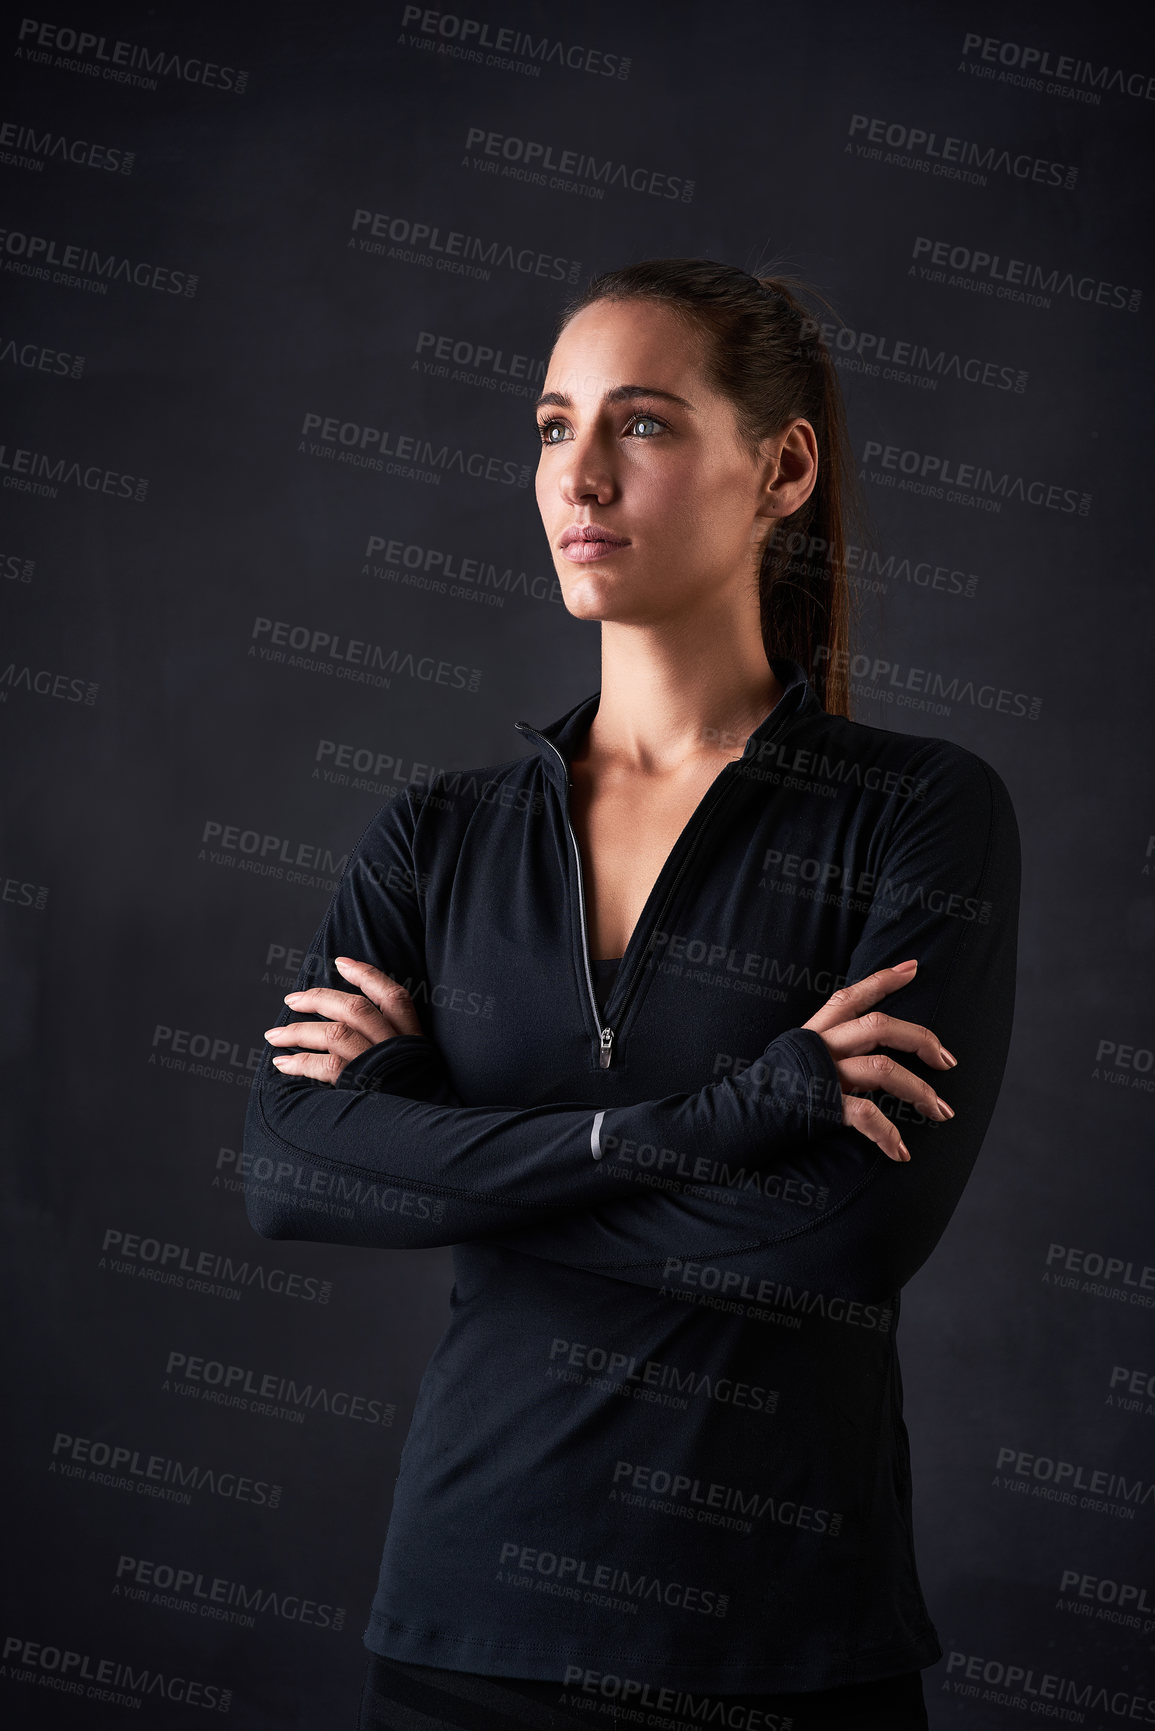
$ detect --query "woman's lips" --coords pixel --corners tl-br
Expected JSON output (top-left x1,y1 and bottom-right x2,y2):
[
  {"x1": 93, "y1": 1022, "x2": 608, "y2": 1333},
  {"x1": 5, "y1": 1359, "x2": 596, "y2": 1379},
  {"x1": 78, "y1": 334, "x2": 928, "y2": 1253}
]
[{"x1": 560, "y1": 536, "x2": 631, "y2": 563}]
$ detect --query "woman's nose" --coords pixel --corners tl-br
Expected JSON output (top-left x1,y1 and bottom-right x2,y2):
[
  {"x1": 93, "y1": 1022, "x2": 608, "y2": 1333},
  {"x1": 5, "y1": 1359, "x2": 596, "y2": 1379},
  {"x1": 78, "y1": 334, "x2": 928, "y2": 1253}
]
[{"x1": 557, "y1": 440, "x2": 616, "y2": 505}]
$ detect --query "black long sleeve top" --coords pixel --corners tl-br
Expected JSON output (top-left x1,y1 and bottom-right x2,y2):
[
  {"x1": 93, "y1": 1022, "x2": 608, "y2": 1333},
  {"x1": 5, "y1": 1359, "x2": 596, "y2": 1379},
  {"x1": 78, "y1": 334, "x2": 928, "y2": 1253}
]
[{"x1": 241, "y1": 654, "x2": 1021, "y2": 1693}]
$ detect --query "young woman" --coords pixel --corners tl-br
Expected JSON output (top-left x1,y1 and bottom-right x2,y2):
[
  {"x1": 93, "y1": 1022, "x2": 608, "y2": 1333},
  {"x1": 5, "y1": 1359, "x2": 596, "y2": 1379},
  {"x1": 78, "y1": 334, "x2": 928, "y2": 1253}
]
[{"x1": 244, "y1": 259, "x2": 1021, "y2": 1731}]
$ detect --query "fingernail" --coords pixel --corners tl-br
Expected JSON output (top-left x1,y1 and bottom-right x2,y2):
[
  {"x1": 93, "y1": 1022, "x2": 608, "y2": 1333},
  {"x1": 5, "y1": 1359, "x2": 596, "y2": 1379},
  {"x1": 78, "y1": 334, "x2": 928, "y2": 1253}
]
[
  {"x1": 898, "y1": 1141, "x2": 911, "y2": 1160},
  {"x1": 284, "y1": 993, "x2": 302, "y2": 1003},
  {"x1": 940, "y1": 1047, "x2": 958, "y2": 1066},
  {"x1": 894, "y1": 959, "x2": 918, "y2": 971},
  {"x1": 935, "y1": 1096, "x2": 955, "y2": 1118},
  {"x1": 271, "y1": 1056, "x2": 288, "y2": 1067}
]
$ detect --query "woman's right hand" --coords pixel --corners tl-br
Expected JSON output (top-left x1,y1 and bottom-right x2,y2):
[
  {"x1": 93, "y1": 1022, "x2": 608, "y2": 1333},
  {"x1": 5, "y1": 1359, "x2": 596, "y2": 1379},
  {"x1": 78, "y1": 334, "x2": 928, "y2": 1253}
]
[{"x1": 802, "y1": 958, "x2": 956, "y2": 1163}]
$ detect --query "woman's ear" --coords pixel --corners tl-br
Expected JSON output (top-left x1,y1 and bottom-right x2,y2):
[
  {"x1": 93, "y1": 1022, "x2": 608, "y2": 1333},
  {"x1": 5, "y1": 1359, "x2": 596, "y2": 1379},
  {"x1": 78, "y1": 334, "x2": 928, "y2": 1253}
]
[{"x1": 752, "y1": 419, "x2": 818, "y2": 523}]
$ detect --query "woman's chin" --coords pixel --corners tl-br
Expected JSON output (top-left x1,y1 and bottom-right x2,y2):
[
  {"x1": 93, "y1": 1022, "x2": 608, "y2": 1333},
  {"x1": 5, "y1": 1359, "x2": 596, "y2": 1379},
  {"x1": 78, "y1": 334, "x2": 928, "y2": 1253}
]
[
  {"x1": 557, "y1": 571, "x2": 653, "y2": 622},
  {"x1": 557, "y1": 578, "x2": 613, "y2": 618}
]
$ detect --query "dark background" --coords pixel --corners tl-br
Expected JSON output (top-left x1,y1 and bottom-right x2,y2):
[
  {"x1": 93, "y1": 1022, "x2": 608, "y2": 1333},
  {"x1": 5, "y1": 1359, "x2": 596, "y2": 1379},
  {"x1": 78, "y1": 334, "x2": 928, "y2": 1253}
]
[{"x1": 2, "y1": 2, "x2": 1153, "y2": 1725}]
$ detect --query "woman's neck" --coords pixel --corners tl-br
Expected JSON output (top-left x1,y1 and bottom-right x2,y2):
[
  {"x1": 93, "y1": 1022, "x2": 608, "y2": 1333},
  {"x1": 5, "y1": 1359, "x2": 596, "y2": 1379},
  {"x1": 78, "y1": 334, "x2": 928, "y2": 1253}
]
[{"x1": 579, "y1": 632, "x2": 784, "y2": 775}]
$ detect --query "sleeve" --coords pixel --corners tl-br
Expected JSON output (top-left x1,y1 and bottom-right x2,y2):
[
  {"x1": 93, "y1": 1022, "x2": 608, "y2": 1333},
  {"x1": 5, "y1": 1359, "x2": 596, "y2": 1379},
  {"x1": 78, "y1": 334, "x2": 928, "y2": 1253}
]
[
  {"x1": 485, "y1": 742, "x2": 1021, "y2": 1303},
  {"x1": 241, "y1": 785, "x2": 842, "y2": 1250}
]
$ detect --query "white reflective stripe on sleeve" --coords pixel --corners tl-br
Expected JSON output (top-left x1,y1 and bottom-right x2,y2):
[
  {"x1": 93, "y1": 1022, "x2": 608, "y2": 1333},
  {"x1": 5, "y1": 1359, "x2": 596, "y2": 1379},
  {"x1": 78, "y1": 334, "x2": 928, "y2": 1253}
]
[{"x1": 590, "y1": 1109, "x2": 606, "y2": 1161}]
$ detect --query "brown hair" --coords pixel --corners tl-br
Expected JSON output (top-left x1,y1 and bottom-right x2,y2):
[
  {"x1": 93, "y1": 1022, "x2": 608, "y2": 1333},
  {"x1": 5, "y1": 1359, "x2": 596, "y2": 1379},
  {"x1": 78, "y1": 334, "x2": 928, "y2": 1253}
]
[{"x1": 551, "y1": 258, "x2": 867, "y2": 718}]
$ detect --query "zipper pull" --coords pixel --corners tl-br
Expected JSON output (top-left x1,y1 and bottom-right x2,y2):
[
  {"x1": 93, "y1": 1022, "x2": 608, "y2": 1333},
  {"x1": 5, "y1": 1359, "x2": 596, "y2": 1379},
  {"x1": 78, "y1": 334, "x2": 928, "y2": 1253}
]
[{"x1": 599, "y1": 1027, "x2": 615, "y2": 1069}]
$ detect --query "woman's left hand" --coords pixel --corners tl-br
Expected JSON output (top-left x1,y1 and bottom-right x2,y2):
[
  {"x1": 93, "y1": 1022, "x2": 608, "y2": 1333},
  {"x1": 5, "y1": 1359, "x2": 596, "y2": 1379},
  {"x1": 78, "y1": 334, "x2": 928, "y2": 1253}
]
[{"x1": 264, "y1": 956, "x2": 423, "y2": 1084}]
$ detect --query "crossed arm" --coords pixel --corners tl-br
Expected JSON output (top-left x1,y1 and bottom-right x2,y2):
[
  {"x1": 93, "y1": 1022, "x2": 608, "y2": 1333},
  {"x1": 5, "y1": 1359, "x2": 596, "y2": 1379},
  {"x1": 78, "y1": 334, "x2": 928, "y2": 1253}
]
[{"x1": 241, "y1": 746, "x2": 1020, "y2": 1303}]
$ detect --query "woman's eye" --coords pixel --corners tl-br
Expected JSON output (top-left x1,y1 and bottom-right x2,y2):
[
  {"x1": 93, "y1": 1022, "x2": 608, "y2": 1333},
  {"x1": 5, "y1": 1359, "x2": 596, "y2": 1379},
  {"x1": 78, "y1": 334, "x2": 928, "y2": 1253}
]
[{"x1": 536, "y1": 413, "x2": 666, "y2": 446}]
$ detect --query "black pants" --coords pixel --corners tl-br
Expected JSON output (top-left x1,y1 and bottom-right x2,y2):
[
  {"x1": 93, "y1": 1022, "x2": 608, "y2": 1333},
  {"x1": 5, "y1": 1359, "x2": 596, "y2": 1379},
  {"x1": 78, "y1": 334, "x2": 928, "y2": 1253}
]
[{"x1": 355, "y1": 1651, "x2": 930, "y2": 1730}]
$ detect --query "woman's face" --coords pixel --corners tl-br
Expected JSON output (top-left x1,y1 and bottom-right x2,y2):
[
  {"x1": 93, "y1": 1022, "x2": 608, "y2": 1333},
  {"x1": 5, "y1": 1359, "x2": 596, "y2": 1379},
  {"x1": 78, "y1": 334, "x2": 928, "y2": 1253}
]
[{"x1": 534, "y1": 297, "x2": 809, "y2": 628}]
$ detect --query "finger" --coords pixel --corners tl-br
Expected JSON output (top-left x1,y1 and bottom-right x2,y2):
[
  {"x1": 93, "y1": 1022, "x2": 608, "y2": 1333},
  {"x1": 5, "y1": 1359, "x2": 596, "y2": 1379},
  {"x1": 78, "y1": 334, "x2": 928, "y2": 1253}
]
[
  {"x1": 802, "y1": 960, "x2": 919, "y2": 1035},
  {"x1": 842, "y1": 1093, "x2": 911, "y2": 1162},
  {"x1": 270, "y1": 1050, "x2": 347, "y2": 1085},
  {"x1": 835, "y1": 1052, "x2": 954, "y2": 1122},
  {"x1": 333, "y1": 957, "x2": 424, "y2": 1036},
  {"x1": 282, "y1": 985, "x2": 396, "y2": 1039},
  {"x1": 265, "y1": 1020, "x2": 373, "y2": 1061},
  {"x1": 819, "y1": 1010, "x2": 955, "y2": 1070}
]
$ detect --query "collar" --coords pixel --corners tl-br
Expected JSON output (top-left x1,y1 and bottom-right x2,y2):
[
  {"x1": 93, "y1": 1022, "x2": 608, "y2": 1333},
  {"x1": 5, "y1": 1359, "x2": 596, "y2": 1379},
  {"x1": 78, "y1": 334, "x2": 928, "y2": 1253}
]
[{"x1": 512, "y1": 656, "x2": 819, "y2": 792}]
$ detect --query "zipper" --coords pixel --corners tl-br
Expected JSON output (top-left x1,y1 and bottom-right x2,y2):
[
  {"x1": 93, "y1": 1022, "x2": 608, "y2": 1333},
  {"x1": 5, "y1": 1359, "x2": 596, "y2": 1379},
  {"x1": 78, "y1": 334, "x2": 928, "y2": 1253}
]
[
  {"x1": 515, "y1": 721, "x2": 739, "y2": 1070},
  {"x1": 536, "y1": 733, "x2": 617, "y2": 1066}
]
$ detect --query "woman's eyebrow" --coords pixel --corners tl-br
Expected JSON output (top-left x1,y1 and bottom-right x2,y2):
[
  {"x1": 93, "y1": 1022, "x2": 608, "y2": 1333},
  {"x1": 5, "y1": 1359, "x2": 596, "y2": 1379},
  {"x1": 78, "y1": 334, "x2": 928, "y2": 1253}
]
[{"x1": 533, "y1": 384, "x2": 697, "y2": 413}]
